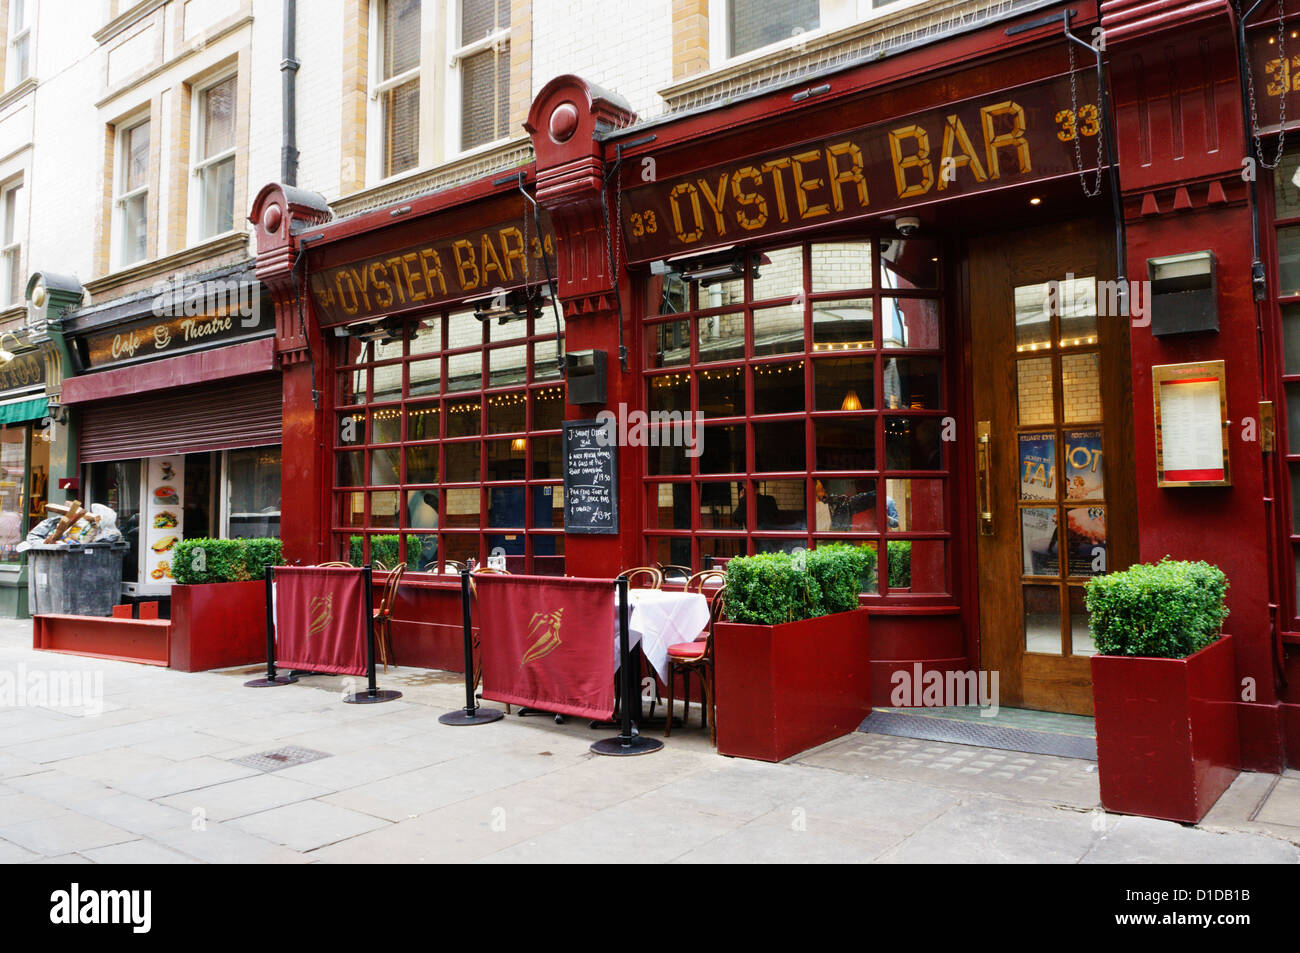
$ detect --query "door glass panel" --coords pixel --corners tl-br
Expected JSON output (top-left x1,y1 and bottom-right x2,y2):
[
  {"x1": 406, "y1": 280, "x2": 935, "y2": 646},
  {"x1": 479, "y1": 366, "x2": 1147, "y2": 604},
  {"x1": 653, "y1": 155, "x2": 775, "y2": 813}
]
[
  {"x1": 1056, "y1": 274, "x2": 1098, "y2": 344},
  {"x1": 1021, "y1": 507, "x2": 1059, "y2": 576},
  {"x1": 1283, "y1": 303, "x2": 1300, "y2": 375},
  {"x1": 1069, "y1": 586, "x2": 1095, "y2": 656},
  {"x1": 1061, "y1": 351, "x2": 1101, "y2": 422},
  {"x1": 1278, "y1": 225, "x2": 1300, "y2": 297},
  {"x1": 1024, "y1": 585, "x2": 1062, "y2": 654},
  {"x1": 1017, "y1": 358, "x2": 1054, "y2": 425},
  {"x1": 1014, "y1": 282, "x2": 1052, "y2": 349}
]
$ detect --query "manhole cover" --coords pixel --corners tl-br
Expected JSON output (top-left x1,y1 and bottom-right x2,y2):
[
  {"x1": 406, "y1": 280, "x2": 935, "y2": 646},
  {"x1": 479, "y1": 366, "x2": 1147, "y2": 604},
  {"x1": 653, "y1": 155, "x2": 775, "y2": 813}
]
[{"x1": 233, "y1": 746, "x2": 331, "y2": 772}]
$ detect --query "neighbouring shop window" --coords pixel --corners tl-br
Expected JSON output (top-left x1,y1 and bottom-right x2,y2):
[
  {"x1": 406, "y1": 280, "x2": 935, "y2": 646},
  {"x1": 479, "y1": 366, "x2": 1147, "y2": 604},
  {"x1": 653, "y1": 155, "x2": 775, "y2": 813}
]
[
  {"x1": 334, "y1": 302, "x2": 565, "y2": 574},
  {"x1": 114, "y1": 117, "x2": 150, "y2": 269},
  {"x1": 728, "y1": 0, "x2": 819, "y2": 57},
  {"x1": 88, "y1": 460, "x2": 142, "y2": 585},
  {"x1": 226, "y1": 446, "x2": 281, "y2": 538},
  {"x1": 1, "y1": 179, "x2": 23, "y2": 306},
  {"x1": 193, "y1": 74, "x2": 237, "y2": 240},
  {"x1": 0, "y1": 426, "x2": 25, "y2": 564},
  {"x1": 375, "y1": 0, "x2": 421, "y2": 178},
  {"x1": 643, "y1": 239, "x2": 950, "y2": 595},
  {"x1": 455, "y1": 0, "x2": 511, "y2": 151},
  {"x1": 6, "y1": 0, "x2": 30, "y2": 89}
]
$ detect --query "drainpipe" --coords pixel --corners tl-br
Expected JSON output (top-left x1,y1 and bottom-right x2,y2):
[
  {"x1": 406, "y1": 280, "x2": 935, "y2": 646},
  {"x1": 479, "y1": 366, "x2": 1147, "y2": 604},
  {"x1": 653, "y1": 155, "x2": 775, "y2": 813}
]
[{"x1": 281, "y1": 0, "x2": 300, "y2": 185}]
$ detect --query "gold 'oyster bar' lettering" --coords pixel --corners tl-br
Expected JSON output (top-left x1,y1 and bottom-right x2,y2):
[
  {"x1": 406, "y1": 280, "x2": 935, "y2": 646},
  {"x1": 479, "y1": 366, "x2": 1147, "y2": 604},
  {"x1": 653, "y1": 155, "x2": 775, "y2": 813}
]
[
  {"x1": 310, "y1": 221, "x2": 557, "y2": 326},
  {"x1": 620, "y1": 75, "x2": 1099, "y2": 261}
]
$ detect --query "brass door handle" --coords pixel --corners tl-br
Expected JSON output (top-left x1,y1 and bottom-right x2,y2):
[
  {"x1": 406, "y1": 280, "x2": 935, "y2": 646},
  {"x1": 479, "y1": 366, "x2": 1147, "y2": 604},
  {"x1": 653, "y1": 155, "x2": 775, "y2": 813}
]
[{"x1": 977, "y1": 420, "x2": 994, "y2": 536}]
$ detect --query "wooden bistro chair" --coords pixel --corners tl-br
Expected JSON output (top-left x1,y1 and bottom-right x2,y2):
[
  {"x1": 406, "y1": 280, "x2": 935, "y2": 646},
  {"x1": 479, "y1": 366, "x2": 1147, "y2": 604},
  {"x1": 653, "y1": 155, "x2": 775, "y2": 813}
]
[
  {"x1": 318, "y1": 561, "x2": 353, "y2": 568},
  {"x1": 685, "y1": 569, "x2": 725, "y2": 593},
  {"x1": 619, "y1": 566, "x2": 663, "y2": 589},
  {"x1": 664, "y1": 588, "x2": 726, "y2": 745},
  {"x1": 372, "y1": 563, "x2": 406, "y2": 671},
  {"x1": 657, "y1": 563, "x2": 693, "y2": 586}
]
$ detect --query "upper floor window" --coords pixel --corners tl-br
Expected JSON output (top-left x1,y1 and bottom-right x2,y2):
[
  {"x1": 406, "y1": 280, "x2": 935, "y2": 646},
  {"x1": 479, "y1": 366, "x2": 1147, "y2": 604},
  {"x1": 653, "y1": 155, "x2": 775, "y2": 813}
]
[
  {"x1": 192, "y1": 75, "x2": 236, "y2": 240},
  {"x1": 1, "y1": 179, "x2": 22, "y2": 306},
  {"x1": 712, "y1": 0, "x2": 926, "y2": 67},
  {"x1": 375, "y1": 0, "x2": 421, "y2": 179},
  {"x1": 728, "y1": 0, "x2": 818, "y2": 58},
  {"x1": 453, "y1": 0, "x2": 510, "y2": 151},
  {"x1": 114, "y1": 118, "x2": 150, "y2": 268},
  {"x1": 6, "y1": 0, "x2": 30, "y2": 88}
]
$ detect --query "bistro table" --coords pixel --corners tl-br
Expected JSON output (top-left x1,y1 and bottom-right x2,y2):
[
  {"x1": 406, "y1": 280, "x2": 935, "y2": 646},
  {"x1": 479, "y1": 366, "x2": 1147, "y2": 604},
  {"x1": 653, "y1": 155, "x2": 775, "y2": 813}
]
[{"x1": 615, "y1": 588, "x2": 711, "y2": 682}]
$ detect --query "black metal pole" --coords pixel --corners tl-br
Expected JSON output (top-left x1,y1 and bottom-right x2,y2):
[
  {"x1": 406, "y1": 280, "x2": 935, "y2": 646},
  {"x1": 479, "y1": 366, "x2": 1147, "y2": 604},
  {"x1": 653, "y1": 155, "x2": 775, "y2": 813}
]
[
  {"x1": 617, "y1": 577, "x2": 634, "y2": 746},
  {"x1": 362, "y1": 563, "x2": 376, "y2": 697},
  {"x1": 438, "y1": 567, "x2": 503, "y2": 724}
]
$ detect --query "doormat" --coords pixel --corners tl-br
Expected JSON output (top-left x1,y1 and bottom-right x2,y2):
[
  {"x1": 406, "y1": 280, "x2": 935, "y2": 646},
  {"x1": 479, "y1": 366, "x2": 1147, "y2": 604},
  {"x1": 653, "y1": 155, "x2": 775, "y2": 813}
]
[{"x1": 858, "y1": 707, "x2": 1097, "y2": 761}]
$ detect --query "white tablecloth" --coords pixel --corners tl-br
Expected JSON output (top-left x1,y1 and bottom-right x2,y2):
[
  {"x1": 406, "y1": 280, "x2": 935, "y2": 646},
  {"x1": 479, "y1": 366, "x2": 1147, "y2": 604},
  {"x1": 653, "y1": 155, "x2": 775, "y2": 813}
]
[{"x1": 615, "y1": 589, "x2": 711, "y2": 682}]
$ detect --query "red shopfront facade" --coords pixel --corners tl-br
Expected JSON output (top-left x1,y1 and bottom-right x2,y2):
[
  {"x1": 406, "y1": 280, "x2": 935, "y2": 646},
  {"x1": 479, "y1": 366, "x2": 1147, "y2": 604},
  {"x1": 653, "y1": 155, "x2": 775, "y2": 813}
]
[{"x1": 255, "y1": 0, "x2": 1300, "y2": 769}]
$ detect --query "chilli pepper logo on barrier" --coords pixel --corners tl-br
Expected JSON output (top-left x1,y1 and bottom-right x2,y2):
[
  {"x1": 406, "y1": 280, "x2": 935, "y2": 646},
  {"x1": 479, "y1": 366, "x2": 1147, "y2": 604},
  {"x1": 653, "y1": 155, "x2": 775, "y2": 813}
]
[
  {"x1": 308, "y1": 594, "x2": 334, "y2": 638},
  {"x1": 519, "y1": 609, "x2": 564, "y2": 668}
]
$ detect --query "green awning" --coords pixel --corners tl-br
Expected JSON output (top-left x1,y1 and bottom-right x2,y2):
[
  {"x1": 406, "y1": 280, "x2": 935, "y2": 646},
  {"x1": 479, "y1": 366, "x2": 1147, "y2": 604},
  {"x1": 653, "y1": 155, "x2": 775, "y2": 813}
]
[{"x1": 0, "y1": 396, "x2": 48, "y2": 425}]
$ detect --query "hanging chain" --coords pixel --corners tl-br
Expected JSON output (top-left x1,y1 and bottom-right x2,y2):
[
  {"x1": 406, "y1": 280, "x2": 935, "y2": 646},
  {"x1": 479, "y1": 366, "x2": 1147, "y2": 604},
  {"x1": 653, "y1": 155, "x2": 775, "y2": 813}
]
[
  {"x1": 1067, "y1": 28, "x2": 1105, "y2": 198},
  {"x1": 1241, "y1": 0, "x2": 1288, "y2": 170}
]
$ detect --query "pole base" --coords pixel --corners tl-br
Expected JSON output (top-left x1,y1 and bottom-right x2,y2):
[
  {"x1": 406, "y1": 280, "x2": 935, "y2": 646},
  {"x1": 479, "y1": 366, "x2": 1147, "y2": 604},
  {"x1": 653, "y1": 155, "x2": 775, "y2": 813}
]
[
  {"x1": 244, "y1": 675, "x2": 298, "y2": 688},
  {"x1": 438, "y1": 707, "x2": 505, "y2": 726},
  {"x1": 590, "y1": 735, "x2": 664, "y2": 757},
  {"x1": 343, "y1": 689, "x2": 403, "y2": 704}
]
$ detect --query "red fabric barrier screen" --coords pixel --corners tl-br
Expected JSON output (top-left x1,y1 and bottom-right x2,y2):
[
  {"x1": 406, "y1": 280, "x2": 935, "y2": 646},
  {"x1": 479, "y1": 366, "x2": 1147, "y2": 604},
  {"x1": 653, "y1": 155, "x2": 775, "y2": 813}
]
[
  {"x1": 474, "y1": 574, "x2": 616, "y2": 720},
  {"x1": 274, "y1": 566, "x2": 369, "y2": 677}
]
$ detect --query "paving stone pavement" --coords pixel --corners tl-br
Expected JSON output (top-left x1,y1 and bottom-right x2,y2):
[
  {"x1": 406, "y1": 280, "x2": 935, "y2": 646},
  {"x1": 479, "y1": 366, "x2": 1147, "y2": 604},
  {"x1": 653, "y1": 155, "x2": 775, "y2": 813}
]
[{"x1": 2, "y1": 618, "x2": 1298, "y2": 863}]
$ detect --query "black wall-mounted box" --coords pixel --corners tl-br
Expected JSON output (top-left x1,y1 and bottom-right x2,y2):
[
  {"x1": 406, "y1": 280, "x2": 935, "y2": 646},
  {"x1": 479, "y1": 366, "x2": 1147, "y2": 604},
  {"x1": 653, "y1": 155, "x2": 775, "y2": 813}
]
[
  {"x1": 565, "y1": 349, "x2": 607, "y2": 405},
  {"x1": 1148, "y1": 251, "x2": 1218, "y2": 337}
]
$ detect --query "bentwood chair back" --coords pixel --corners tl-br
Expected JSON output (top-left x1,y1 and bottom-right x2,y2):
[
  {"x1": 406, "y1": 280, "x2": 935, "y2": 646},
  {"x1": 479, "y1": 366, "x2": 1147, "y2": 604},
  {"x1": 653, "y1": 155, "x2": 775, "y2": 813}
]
[
  {"x1": 373, "y1": 563, "x2": 406, "y2": 671},
  {"x1": 619, "y1": 566, "x2": 663, "y2": 589},
  {"x1": 318, "y1": 561, "x2": 353, "y2": 568},
  {"x1": 657, "y1": 563, "x2": 692, "y2": 586},
  {"x1": 685, "y1": 569, "x2": 726, "y2": 593}
]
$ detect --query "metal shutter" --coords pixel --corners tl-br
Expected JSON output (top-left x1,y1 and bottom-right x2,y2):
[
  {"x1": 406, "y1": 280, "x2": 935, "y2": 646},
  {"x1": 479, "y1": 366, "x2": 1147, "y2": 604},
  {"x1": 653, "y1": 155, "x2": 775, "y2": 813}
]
[{"x1": 78, "y1": 374, "x2": 282, "y2": 463}]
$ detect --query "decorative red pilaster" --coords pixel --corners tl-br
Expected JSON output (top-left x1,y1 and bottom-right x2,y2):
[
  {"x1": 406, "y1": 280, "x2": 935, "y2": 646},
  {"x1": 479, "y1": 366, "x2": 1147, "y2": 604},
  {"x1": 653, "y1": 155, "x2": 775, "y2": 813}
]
[
  {"x1": 249, "y1": 184, "x2": 334, "y2": 567},
  {"x1": 526, "y1": 76, "x2": 644, "y2": 578}
]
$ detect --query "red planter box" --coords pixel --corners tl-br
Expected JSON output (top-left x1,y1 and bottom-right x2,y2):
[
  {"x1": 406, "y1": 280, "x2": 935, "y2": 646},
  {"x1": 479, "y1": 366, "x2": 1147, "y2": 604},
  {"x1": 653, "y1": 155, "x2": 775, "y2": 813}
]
[
  {"x1": 1091, "y1": 633, "x2": 1241, "y2": 823},
  {"x1": 713, "y1": 608, "x2": 871, "y2": 762},
  {"x1": 169, "y1": 580, "x2": 268, "y2": 673}
]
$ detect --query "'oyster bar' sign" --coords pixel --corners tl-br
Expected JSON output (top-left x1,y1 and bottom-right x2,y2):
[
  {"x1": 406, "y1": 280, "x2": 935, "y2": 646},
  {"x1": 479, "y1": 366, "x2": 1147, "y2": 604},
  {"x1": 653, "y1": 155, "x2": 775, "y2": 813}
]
[{"x1": 618, "y1": 71, "x2": 1103, "y2": 262}]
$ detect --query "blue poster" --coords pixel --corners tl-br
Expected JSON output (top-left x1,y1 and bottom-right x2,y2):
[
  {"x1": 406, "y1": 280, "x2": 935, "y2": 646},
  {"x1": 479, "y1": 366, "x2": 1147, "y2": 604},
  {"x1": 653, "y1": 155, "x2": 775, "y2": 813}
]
[{"x1": 1019, "y1": 432, "x2": 1056, "y2": 502}]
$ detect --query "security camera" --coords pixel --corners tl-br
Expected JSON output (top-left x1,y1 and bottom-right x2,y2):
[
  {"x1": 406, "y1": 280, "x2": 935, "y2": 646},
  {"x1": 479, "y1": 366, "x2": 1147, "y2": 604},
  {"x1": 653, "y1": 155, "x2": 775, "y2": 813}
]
[{"x1": 896, "y1": 216, "x2": 921, "y2": 237}]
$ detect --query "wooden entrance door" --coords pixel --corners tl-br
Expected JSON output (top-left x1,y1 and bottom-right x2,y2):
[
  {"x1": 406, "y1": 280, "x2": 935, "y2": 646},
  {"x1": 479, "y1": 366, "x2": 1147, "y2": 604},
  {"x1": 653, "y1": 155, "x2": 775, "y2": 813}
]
[{"x1": 968, "y1": 219, "x2": 1135, "y2": 715}]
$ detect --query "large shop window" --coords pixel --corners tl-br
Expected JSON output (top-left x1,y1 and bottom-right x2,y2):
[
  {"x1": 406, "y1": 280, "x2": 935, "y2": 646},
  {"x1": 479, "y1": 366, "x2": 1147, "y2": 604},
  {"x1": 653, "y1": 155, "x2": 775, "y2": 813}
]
[
  {"x1": 643, "y1": 239, "x2": 950, "y2": 595},
  {"x1": 334, "y1": 303, "x2": 565, "y2": 575},
  {"x1": 0, "y1": 421, "x2": 48, "y2": 566}
]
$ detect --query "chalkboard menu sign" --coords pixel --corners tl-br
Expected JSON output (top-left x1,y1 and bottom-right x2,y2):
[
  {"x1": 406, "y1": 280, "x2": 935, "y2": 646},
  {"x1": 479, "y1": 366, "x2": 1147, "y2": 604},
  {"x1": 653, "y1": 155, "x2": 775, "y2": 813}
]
[{"x1": 563, "y1": 418, "x2": 618, "y2": 535}]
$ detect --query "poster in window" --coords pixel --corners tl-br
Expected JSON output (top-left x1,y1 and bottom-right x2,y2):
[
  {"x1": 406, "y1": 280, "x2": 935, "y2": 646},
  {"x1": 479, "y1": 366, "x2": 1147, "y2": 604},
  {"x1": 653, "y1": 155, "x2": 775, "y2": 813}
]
[
  {"x1": 1021, "y1": 506, "x2": 1058, "y2": 576},
  {"x1": 1066, "y1": 505, "x2": 1107, "y2": 577},
  {"x1": 1063, "y1": 429, "x2": 1103, "y2": 501},
  {"x1": 142, "y1": 455, "x2": 184, "y2": 592},
  {"x1": 1018, "y1": 432, "x2": 1056, "y2": 502}
]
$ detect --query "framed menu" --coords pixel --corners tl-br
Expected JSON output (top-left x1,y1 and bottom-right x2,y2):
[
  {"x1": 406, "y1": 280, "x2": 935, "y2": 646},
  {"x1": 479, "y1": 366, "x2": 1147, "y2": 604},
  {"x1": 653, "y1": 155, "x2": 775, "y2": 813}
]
[
  {"x1": 141, "y1": 455, "x2": 184, "y2": 594},
  {"x1": 1153, "y1": 361, "x2": 1230, "y2": 487}
]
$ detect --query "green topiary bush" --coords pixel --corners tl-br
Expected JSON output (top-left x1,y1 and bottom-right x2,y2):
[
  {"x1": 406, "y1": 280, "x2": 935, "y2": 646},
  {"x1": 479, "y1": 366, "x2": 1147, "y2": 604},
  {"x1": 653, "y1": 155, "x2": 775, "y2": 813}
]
[
  {"x1": 723, "y1": 552, "x2": 822, "y2": 625},
  {"x1": 1084, "y1": 557, "x2": 1229, "y2": 658},
  {"x1": 805, "y1": 542, "x2": 872, "y2": 615},
  {"x1": 172, "y1": 537, "x2": 282, "y2": 585}
]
